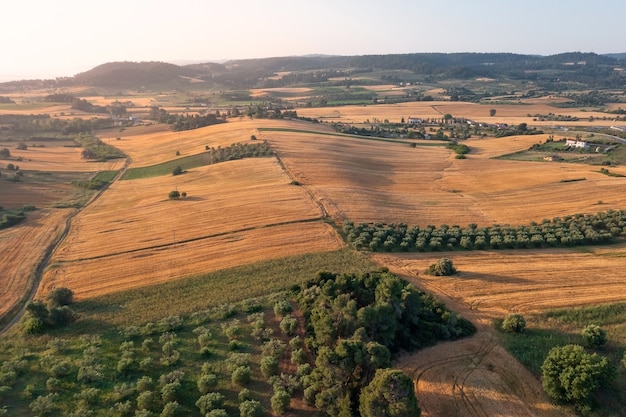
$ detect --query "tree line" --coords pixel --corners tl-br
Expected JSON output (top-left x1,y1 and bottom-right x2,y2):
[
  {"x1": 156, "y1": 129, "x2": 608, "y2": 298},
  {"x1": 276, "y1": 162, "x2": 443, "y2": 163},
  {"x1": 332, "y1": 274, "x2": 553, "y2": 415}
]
[{"x1": 343, "y1": 210, "x2": 626, "y2": 252}]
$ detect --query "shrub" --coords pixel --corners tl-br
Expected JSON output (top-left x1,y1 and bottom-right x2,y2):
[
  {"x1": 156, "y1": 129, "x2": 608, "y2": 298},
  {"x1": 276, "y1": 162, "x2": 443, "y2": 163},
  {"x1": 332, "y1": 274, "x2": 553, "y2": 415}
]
[
  {"x1": 279, "y1": 315, "x2": 298, "y2": 336},
  {"x1": 159, "y1": 401, "x2": 180, "y2": 417},
  {"x1": 239, "y1": 400, "x2": 263, "y2": 417},
  {"x1": 271, "y1": 388, "x2": 291, "y2": 415},
  {"x1": 172, "y1": 166, "x2": 183, "y2": 176},
  {"x1": 197, "y1": 374, "x2": 218, "y2": 394},
  {"x1": 260, "y1": 356, "x2": 280, "y2": 378},
  {"x1": 501, "y1": 314, "x2": 526, "y2": 333},
  {"x1": 581, "y1": 324, "x2": 607, "y2": 348},
  {"x1": 427, "y1": 257, "x2": 456, "y2": 276},
  {"x1": 238, "y1": 388, "x2": 251, "y2": 402},
  {"x1": 136, "y1": 391, "x2": 155, "y2": 411},
  {"x1": 168, "y1": 190, "x2": 180, "y2": 200},
  {"x1": 231, "y1": 366, "x2": 252, "y2": 386},
  {"x1": 195, "y1": 392, "x2": 225, "y2": 415},
  {"x1": 273, "y1": 300, "x2": 292, "y2": 318}
]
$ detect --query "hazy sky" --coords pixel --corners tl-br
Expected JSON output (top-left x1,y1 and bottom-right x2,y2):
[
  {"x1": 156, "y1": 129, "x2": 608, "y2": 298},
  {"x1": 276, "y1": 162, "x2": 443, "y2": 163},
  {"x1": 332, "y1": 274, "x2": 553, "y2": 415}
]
[{"x1": 2, "y1": 0, "x2": 625, "y2": 81}]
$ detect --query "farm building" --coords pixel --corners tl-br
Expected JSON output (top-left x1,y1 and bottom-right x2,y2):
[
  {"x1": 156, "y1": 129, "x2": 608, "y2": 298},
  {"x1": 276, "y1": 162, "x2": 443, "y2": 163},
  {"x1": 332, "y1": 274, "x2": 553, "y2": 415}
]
[{"x1": 565, "y1": 139, "x2": 588, "y2": 149}]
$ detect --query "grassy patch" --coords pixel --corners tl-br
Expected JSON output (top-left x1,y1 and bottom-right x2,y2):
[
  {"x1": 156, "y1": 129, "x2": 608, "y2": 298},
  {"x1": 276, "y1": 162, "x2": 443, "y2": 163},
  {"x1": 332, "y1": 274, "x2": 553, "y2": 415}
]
[
  {"x1": 498, "y1": 303, "x2": 626, "y2": 413},
  {"x1": 69, "y1": 248, "x2": 374, "y2": 331}
]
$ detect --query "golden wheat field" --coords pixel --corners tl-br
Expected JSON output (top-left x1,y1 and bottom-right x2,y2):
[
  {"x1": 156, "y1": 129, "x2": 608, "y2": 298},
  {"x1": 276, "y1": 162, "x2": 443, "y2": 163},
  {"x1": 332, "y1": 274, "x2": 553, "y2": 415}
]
[
  {"x1": 39, "y1": 157, "x2": 343, "y2": 299},
  {"x1": 0, "y1": 210, "x2": 72, "y2": 317},
  {"x1": 262, "y1": 127, "x2": 626, "y2": 227},
  {"x1": 295, "y1": 101, "x2": 620, "y2": 127}
]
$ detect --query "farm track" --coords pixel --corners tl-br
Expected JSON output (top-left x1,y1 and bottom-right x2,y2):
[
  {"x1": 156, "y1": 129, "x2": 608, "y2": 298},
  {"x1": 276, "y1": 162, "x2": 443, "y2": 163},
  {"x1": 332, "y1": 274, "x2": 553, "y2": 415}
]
[{"x1": 0, "y1": 157, "x2": 132, "y2": 336}]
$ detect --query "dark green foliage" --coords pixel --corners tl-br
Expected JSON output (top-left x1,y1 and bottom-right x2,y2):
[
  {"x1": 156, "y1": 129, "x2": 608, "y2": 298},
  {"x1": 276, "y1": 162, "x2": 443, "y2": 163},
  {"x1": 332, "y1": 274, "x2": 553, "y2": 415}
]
[
  {"x1": 168, "y1": 190, "x2": 180, "y2": 200},
  {"x1": 581, "y1": 324, "x2": 607, "y2": 348},
  {"x1": 271, "y1": 388, "x2": 291, "y2": 415},
  {"x1": 359, "y1": 368, "x2": 420, "y2": 417},
  {"x1": 195, "y1": 392, "x2": 225, "y2": 415},
  {"x1": 427, "y1": 258, "x2": 456, "y2": 276},
  {"x1": 297, "y1": 270, "x2": 474, "y2": 416},
  {"x1": 0, "y1": 148, "x2": 10, "y2": 158},
  {"x1": 541, "y1": 344, "x2": 615, "y2": 412},
  {"x1": 502, "y1": 314, "x2": 526, "y2": 333},
  {"x1": 46, "y1": 287, "x2": 74, "y2": 308},
  {"x1": 75, "y1": 134, "x2": 125, "y2": 161},
  {"x1": 239, "y1": 400, "x2": 263, "y2": 417},
  {"x1": 171, "y1": 166, "x2": 183, "y2": 176},
  {"x1": 343, "y1": 209, "x2": 626, "y2": 253}
]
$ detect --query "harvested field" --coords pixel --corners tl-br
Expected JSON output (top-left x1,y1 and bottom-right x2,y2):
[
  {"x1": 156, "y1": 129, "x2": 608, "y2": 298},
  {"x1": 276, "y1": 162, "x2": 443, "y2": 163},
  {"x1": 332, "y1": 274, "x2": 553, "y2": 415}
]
[
  {"x1": 263, "y1": 126, "x2": 626, "y2": 227},
  {"x1": 372, "y1": 244, "x2": 626, "y2": 417},
  {"x1": 0, "y1": 209, "x2": 72, "y2": 317},
  {"x1": 4, "y1": 145, "x2": 124, "y2": 172},
  {"x1": 295, "y1": 101, "x2": 616, "y2": 127},
  {"x1": 99, "y1": 118, "x2": 319, "y2": 167},
  {"x1": 40, "y1": 157, "x2": 343, "y2": 299}
]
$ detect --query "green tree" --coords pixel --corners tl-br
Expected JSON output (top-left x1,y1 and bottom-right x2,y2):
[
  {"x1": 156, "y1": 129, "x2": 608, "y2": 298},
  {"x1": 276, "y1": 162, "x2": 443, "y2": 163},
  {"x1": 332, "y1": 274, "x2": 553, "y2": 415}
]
[
  {"x1": 195, "y1": 392, "x2": 225, "y2": 415},
  {"x1": 271, "y1": 388, "x2": 291, "y2": 415},
  {"x1": 427, "y1": 258, "x2": 456, "y2": 276},
  {"x1": 359, "y1": 369, "x2": 420, "y2": 417},
  {"x1": 46, "y1": 288, "x2": 73, "y2": 308},
  {"x1": 581, "y1": 324, "x2": 607, "y2": 348},
  {"x1": 239, "y1": 400, "x2": 263, "y2": 417},
  {"x1": 541, "y1": 344, "x2": 615, "y2": 412},
  {"x1": 501, "y1": 314, "x2": 526, "y2": 333},
  {"x1": 489, "y1": 108, "x2": 496, "y2": 117},
  {"x1": 168, "y1": 190, "x2": 180, "y2": 200}
]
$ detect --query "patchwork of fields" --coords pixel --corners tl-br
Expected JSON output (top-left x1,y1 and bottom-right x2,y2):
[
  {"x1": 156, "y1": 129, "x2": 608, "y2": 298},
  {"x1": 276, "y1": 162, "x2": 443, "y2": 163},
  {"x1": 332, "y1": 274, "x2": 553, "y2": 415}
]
[{"x1": 2, "y1": 96, "x2": 626, "y2": 416}]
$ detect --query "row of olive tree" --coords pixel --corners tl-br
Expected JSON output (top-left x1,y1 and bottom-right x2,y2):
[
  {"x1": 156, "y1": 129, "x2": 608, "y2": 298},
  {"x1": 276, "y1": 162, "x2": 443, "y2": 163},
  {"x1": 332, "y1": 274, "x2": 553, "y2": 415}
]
[{"x1": 343, "y1": 210, "x2": 626, "y2": 252}]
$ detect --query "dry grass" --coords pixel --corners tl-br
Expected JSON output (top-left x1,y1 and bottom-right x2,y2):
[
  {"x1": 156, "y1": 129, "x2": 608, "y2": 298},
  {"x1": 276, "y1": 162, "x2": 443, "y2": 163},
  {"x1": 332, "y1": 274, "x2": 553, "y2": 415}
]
[
  {"x1": 374, "y1": 244, "x2": 626, "y2": 417},
  {"x1": 7, "y1": 145, "x2": 124, "y2": 172},
  {"x1": 262, "y1": 126, "x2": 626, "y2": 227},
  {"x1": 0, "y1": 209, "x2": 72, "y2": 317},
  {"x1": 39, "y1": 157, "x2": 343, "y2": 299},
  {"x1": 295, "y1": 101, "x2": 619, "y2": 127}
]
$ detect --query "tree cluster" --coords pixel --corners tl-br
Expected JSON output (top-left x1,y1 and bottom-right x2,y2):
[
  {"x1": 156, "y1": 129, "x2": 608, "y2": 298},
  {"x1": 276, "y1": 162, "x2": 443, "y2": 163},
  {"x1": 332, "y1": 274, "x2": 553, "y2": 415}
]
[
  {"x1": 296, "y1": 270, "x2": 474, "y2": 416},
  {"x1": 206, "y1": 141, "x2": 273, "y2": 163},
  {"x1": 22, "y1": 288, "x2": 77, "y2": 334},
  {"x1": 343, "y1": 210, "x2": 626, "y2": 252}
]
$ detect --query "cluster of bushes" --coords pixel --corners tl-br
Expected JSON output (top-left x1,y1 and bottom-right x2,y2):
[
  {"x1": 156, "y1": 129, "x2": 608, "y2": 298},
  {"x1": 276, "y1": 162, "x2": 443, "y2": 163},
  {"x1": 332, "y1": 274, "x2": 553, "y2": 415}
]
[
  {"x1": 0, "y1": 206, "x2": 35, "y2": 230},
  {"x1": 343, "y1": 210, "x2": 626, "y2": 252},
  {"x1": 207, "y1": 141, "x2": 273, "y2": 163},
  {"x1": 22, "y1": 288, "x2": 77, "y2": 334},
  {"x1": 294, "y1": 270, "x2": 475, "y2": 416}
]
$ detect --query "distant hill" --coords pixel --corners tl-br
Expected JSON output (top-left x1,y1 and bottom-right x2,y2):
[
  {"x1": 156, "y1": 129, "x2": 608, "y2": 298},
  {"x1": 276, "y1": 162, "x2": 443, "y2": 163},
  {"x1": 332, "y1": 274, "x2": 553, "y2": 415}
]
[
  {"x1": 1, "y1": 52, "x2": 624, "y2": 92},
  {"x1": 72, "y1": 61, "x2": 197, "y2": 88}
]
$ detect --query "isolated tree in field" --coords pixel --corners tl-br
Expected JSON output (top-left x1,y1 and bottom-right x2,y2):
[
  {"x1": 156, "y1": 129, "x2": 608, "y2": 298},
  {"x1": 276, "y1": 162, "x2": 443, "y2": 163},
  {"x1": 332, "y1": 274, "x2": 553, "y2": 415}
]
[
  {"x1": 427, "y1": 257, "x2": 456, "y2": 276},
  {"x1": 0, "y1": 148, "x2": 10, "y2": 158},
  {"x1": 489, "y1": 108, "x2": 497, "y2": 117},
  {"x1": 443, "y1": 113, "x2": 452, "y2": 123},
  {"x1": 168, "y1": 190, "x2": 180, "y2": 200},
  {"x1": 502, "y1": 313, "x2": 526, "y2": 333},
  {"x1": 359, "y1": 368, "x2": 420, "y2": 417},
  {"x1": 541, "y1": 344, "x2": 615, "y2": 412},
  {"x1": 581, "y1": 324, "x2": 607, "y2": 348}
]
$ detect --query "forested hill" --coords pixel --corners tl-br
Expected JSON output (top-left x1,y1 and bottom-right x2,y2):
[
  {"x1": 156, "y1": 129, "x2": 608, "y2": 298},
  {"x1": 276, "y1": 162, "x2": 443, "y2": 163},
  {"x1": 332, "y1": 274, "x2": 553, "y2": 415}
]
[{"x1": 1, "y1": 52, "x2": 625, "y2": 91}]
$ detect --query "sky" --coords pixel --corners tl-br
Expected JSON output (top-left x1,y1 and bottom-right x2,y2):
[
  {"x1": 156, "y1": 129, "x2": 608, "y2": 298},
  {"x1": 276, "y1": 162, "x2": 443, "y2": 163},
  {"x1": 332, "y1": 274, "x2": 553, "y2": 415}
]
[{"x1": 1, "y1": 0, "x2": 625, "y2": 82}]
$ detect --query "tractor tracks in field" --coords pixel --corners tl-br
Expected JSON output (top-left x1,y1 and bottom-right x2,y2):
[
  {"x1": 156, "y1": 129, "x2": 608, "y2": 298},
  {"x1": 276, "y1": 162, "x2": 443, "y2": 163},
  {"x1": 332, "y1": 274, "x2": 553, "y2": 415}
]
[{"x1": 0, "y1": 158, "x2": 132, "y2": 336}]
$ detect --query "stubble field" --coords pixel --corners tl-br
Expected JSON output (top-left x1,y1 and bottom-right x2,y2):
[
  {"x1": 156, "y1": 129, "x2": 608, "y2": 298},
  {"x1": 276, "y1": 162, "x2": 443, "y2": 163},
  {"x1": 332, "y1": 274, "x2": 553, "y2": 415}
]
[{"x1": 3, "y1": 96, "x2": 626, "y2": 416}]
